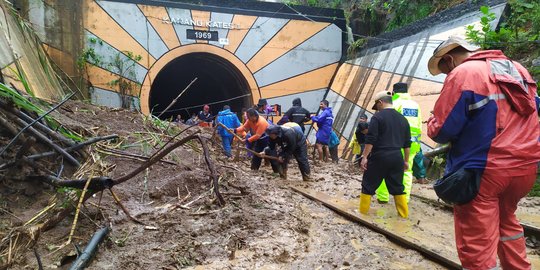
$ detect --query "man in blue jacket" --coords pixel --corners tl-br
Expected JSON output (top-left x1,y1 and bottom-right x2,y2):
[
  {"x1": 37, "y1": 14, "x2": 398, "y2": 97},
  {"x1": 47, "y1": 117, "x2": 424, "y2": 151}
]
[
  {"x1": 216, "y1": 105, "x2": 241, "y2": 158},
  {"x1": 311, "y1": 100, "x2": 334, "y2": 162}
]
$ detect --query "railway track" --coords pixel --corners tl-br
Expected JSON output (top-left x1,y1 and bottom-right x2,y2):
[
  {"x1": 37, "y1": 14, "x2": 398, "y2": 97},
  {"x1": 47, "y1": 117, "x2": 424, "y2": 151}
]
[
  {"x1": 410, "y1": 193, "x2": 540, "y2": 239},
  {"x1": 292, "y1": 185, "x2": 540, "y2": 269}
]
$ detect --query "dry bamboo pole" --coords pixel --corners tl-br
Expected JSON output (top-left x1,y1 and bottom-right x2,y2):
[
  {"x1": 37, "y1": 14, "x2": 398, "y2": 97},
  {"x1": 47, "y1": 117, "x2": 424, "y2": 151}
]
[
  {"x1": 2, "y1": 110, "x2": 79, "y2": 166},
  {"x1": 157, "y1": 78, "x2": 198, "y2": 118},
  {"x1": 0, "y1": 135, "x2": 118, "y2": 170},
  {"x1": 0, "y1": 92, "x2": 75, "y2": 156},
  {"x1": 0, "y1": 99, "x2": 76, "y2": 148}
]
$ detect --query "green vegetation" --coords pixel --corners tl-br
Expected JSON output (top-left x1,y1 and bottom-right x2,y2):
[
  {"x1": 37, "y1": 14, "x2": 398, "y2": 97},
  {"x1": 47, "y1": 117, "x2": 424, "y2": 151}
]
[
  {"x1": 465, "y1": 1, "x2": 540, "y2": 83},
  {"x1": 107, "y1": 51, "x2": 142, "y2": 109},
  {"x1": 78, "y1": 37, "x2": 104, "y2": 67},
  {"x1": 284, "y1": 0, "x2": 342, "y2": 9},
  {"x1": 78, "y1": 37, "x2": 142, "y2": 109},
  {"x1": 0, "y1": 82, "x2": 83, "y2": 142},
  {"x1": 372, "y1": 0, "x2": 433, "y2": 32},
  {"x1": 362, "y1": 0, "x2": 462, "y2": 33}
]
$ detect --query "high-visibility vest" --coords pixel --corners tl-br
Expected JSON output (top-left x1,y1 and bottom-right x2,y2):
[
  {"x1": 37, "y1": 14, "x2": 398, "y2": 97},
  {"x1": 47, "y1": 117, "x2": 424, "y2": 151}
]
[{"x1": 393, "y1": 93, "x2": 422, "y2": 139}]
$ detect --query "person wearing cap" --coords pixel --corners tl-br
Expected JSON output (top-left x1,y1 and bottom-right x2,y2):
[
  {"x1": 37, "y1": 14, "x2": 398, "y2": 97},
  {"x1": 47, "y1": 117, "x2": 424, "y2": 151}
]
[
  {"x1": 264, "y1": 123, "x2": 311, "y2": 181},
  {"x1": 359, "y1": 91, "x2": 411, "y2": 218},
  {"x1": 198, "y1": 104, "x2": 213, "y2": 127},
  {"x1": 216, "y1": 105, "x2": 241, "y2": 158},
  {"x1": 427, "y1": 36, "x2": 540, "y2": 269},
  {"x1": 311, "y1": 100, "x2": 334, "y2": 162},
  {"x1": 376, "y1": 82, "x2": 423, "y2": 204},
  {"x1": 235, "y1": 108, "x2": 279, "y2": 172},
  {"x1": 348, "y1": 114, "x2": 369, "y2": 166},
  {"x1": 256, "y1": 98, "x2": 274, "y2": 123}
]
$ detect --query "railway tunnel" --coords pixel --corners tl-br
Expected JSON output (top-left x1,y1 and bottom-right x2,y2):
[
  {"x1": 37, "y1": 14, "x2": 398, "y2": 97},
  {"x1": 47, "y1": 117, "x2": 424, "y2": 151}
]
[{"x1": 149, "y1": 52, "x2": 252, "y2": 120}]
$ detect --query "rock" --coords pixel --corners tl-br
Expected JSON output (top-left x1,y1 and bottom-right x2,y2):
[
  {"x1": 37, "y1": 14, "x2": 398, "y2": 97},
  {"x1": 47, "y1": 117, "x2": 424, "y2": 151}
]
[{"x1": 532, "y1": 57, "x2": 540, "y2": 67}]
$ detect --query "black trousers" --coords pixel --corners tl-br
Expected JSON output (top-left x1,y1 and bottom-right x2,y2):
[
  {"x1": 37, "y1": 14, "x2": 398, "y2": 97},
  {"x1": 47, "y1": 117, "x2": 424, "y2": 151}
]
[
  {"x1": 283, "y1": 142, "x2": 310, "y2": 176},
  {"x1": 251, "y1": 138, "x2": 280, "y2": 173},
  {"x1": 361, "y1": 150, "x2": 405, "y2": 195},
  {"x1": 329, "y1": 146, "x2": 339, "y2": 163}
]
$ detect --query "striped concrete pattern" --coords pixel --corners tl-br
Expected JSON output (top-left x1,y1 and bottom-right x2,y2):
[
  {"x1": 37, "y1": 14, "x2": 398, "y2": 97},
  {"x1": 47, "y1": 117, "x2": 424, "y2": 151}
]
[
  {"x1": 84, "y1": 31, "x2": 147, "y2": 84},
  {"x1": 208, "y1": 12, "x2": 234, "y2": 48},
  {"x1": 96, "y1": 0, "x2": 169, "y2": 59},
  {"x1": 138, "y1": 5, "x2": 181, "y2": 49},
  {"x1": 82, "y1": 0, "x2": 343, "y2": 115}
]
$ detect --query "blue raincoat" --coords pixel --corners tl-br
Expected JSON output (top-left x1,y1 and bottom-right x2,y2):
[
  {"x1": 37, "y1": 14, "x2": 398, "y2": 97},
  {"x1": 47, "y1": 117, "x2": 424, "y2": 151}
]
[
  {"x1": 311, "y1": 107, "x2": 334, "y2": 144},
  {"x1": 216, "y1": 109, "x2": 241, "y2": 137}
]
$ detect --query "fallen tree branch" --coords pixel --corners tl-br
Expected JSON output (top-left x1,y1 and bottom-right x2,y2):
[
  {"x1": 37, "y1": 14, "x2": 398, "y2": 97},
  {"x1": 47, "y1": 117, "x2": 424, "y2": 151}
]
[
  {"x1": 0, "y1": 132, "x2": 224, "y2": 261},
  {"x1": 108, "y1": 188, "x2": 145, "y2": 225},
  {"x1": 33, "y1": 247, "x2": 43, "y2": 270},
  {"x1": 6, "y1": 114, "x2": 79, "y2": 166},
  {"x1": 195, "y1": 136, "x2": 225, "y2": 205},
  {"x1": 217, "y1": 122, "x2": 279, "y2": 161},
  {"x1": 113, "y1": 132, "x2": 201, "y2": 185},
  {"x1": 0, "y1": 135, "x2": 118, "y2": 170},
  {"x1": 0, "y1": 113, "x2": 38, "y2": 155},
  {"x1": 96, "y1": 145, "x2": 177, "y2": 165},
  {"x1": 28, "y1": 175, "x2": 114, "y2": 191}
]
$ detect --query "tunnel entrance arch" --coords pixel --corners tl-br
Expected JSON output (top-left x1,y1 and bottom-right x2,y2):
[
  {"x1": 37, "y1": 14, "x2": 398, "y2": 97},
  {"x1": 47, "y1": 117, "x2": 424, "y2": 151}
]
[
  {"x1": 139, "y1": 44, "x2": 260, "y2": 120},
  {"x1": 150, "y1": 53, "x2": 252, "y2": 120}
]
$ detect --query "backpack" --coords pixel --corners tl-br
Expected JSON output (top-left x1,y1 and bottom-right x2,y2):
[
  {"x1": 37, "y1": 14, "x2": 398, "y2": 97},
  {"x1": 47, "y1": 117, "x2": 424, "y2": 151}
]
[{"x1": 329, "y1": 131, "x2": 339, "y2": 148}]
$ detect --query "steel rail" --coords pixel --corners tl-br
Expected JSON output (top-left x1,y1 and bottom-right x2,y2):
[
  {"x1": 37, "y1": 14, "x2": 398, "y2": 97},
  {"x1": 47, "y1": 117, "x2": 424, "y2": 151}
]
[
  {"x1": 291, "y1": 186, "x2": 461, "y2": 269},
  {"x1": 410, "y1": 193, "x2": 540, "y2": 239}
]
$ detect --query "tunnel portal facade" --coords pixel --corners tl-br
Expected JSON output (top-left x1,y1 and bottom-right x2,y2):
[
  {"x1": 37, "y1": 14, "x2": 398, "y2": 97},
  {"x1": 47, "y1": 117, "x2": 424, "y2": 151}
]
[{"x1": 79, "y1": 0, "x2": 345, "y2": 119}]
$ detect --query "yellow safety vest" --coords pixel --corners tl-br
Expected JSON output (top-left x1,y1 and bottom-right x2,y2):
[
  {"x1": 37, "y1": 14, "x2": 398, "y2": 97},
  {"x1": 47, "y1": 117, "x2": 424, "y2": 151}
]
[{"x1": 393, "y1": 93, "x2": 422, "y2": 140}]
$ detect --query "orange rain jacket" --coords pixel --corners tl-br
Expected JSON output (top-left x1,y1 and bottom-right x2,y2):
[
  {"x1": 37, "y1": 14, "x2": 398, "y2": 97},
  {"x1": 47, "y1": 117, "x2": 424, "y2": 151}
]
[{"x1": 236, "y1": 116, "x2": 269, "y2": 143}]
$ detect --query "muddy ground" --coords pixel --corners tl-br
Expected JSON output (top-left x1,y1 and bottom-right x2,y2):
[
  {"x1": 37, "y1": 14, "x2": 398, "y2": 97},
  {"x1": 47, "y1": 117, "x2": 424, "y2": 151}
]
[{"x1": 1, "y1": 101, "x2": 538, "y2": 269}]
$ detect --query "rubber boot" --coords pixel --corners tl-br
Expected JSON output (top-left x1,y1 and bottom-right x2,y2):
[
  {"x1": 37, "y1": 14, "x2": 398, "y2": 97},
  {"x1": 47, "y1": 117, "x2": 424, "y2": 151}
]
[
  {"x1": 359, "y1": 193, "x2": 371, "y2": 215},
  {"x1": 394, "y1": 194, "x2": 408, "y2": 218}
]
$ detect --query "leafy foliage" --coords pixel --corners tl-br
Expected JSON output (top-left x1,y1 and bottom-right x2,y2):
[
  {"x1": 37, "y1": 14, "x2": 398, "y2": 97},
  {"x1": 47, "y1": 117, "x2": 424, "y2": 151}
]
[
  {"x1": 465, "y1": 6, "x2": 512, "y2": 50},
  {"x1": 465, "y1": 2, "x2": 540, "y2": 82},
  {"x1": 78, "y1": 37, "x2": 142, "y2": 109},
  {"x1": 347, "y1": 38, "x2": 367, "y2": 58},
  {"x1": 378, "y1": 0, "x2": 433, "y2": 32},
  {"x1": 284, "y1": 0, "x2": 342, "y2": 9},
  {"x1": 107, "y1": 51, "x2": 142, "y2": 109},
  {"x1": 0, "y1": 82, "x2": 83, "y2": 142},
  {"x1": 529, "y1": 174, "x2": 540, "y2": 197}
]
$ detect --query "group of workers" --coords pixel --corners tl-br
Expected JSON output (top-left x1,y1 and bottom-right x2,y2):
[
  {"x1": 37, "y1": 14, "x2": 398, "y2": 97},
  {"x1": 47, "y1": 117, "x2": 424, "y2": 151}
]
[
  {"x1": 214, "y1": 97, "x2": 336, "y2": 181},
  {"x1": 182, "y1": 35, "x2": 540, "y2": 270},
  {"x1": 358, "y1": 36, "x2": 540, "y2": 269},
  {"x1": 357, "y1": 36, "x2": 540, "y2": 269},
  {"x1": 357, "y1": 81, "x2": 422, "y2": 219}
]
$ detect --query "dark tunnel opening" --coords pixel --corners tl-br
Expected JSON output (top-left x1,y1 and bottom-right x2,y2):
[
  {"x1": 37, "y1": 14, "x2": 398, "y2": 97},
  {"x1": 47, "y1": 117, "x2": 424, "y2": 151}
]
[{"x1": 149, "y1": 52, "x2": 253, "y2": 121}]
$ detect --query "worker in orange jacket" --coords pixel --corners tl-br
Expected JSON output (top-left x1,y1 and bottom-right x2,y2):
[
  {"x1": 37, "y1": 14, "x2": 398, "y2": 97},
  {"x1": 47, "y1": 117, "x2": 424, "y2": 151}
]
[{"x1": 235, "y1": 108, "x2": 280, "y2": 172}]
